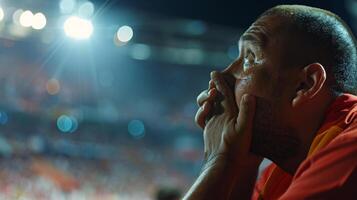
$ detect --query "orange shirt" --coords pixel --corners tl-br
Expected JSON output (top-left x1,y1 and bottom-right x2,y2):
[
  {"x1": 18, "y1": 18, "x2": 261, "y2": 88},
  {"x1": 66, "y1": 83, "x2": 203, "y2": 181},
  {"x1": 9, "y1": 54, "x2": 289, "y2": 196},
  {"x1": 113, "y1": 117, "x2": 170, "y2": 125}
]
[{"x1": 253, "y1": 94, "x2": 357, "y2": 199}]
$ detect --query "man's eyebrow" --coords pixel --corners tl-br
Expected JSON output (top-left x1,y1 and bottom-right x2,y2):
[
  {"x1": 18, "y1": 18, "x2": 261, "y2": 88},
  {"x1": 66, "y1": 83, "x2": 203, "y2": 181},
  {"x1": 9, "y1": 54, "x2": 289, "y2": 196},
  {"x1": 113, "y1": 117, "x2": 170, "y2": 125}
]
[{"x1": 239, "y1": 32, "x2": 267, "y2": 47}]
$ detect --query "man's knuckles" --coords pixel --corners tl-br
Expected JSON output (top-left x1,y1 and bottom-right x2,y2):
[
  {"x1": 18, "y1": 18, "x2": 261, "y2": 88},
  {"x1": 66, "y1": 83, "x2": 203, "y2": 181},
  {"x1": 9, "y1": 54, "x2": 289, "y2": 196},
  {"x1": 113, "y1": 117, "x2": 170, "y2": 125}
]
[{"x1": 197, "y1": 88, "x2": 217, "y2": 106}]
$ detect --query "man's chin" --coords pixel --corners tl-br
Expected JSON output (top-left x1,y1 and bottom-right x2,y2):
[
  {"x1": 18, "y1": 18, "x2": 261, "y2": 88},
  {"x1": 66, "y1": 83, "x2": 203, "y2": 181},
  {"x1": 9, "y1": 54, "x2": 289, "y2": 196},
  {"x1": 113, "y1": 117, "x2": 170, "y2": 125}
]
[{"x1": 250, "y1": 96, "x2": 301, "y2": 163}]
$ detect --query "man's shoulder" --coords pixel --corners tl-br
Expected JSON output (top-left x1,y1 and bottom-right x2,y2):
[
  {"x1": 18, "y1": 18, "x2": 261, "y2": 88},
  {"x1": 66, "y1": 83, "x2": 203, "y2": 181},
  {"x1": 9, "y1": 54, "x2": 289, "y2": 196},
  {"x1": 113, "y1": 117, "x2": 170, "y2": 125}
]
[
  {"x1": 277, "y1": 121, "x2": 357, "y2": 199},
  {"x1": 287, "y1": 120, "x2": 357, "y2": 193},
  {"x1": 302, "y1": 120, "x2": 357, "y2": 168},
  {"x1": 323, "y1": 116, "x2": 357, "y2": 154}
]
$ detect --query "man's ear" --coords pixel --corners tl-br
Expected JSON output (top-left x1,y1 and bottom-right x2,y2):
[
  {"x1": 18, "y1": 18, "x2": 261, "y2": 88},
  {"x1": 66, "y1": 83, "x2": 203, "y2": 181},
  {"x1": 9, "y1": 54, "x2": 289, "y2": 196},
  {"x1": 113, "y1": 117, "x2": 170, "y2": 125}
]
[{"x1": 292, "y1": 63, "x2": 326, "y2": 107}]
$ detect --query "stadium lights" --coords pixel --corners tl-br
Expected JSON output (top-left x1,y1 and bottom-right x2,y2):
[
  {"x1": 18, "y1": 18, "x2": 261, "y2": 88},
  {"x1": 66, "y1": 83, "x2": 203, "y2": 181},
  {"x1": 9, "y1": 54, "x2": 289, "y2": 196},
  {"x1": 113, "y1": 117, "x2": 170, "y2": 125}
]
[
  {"x1": 0, "y1": 7, "x2": 4, "y2": 21},
  {"x1": 59, "y1": 0, "x2": 76, "y2": 14},
  {"x1": 63, "y1": 16, "x2": 93, "y2": 40},
  {"x1": 32, "y1": 12, "x2": 47, "y2": 30},
  {"x1": 19, "y1": 10, "x2": 47, "y2": 30},
  {"x1": 116, "y1": 25, "x2": 133, "y2": 43},
  {"x1": 78, "y1": 1, "x2": 95, "y2": 18},
  {"x1": 19, "y1": 10, "x2": 33, "y2": 27}
]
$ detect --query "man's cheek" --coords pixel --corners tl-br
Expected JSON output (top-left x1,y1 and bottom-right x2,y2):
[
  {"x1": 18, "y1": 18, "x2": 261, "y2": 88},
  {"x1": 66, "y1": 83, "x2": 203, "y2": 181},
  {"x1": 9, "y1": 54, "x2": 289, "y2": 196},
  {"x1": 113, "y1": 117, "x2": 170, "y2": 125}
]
[{"x1": 234, "y1": 75, "x2": 261, "y2": 105}]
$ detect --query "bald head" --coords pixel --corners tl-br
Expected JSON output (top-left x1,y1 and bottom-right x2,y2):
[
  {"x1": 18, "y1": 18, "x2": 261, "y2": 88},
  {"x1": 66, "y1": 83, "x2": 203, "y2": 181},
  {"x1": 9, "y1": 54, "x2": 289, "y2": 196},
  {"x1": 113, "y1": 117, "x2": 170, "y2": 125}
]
[{"x1": 258, "y1": 5, "x2": 357, "y2": 95}]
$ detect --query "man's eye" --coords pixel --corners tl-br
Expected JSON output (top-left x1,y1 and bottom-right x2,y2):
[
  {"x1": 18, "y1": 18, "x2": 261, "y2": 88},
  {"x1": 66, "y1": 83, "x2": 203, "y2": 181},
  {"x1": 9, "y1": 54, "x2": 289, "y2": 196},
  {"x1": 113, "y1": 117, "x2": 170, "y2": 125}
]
[{"x1": 243, "y1": 53, "x2": 255, "y2": 71}]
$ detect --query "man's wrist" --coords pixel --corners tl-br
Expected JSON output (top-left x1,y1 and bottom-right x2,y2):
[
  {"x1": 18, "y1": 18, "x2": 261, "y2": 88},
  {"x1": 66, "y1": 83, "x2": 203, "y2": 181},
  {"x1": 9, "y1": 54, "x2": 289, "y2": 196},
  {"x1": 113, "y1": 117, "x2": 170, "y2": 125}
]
[
  {"x1": 194, "y1": 154, "x2": 260, "y2": 200},
  {"x1": 183, "y1": 155, "x2": 236, "y2": 200},
  {"x1": 202, "y1": 153, "x2": 260, "y2": 182},
  {"x1": 203, "y1": 153, "x2": 260, "y2": 173}
]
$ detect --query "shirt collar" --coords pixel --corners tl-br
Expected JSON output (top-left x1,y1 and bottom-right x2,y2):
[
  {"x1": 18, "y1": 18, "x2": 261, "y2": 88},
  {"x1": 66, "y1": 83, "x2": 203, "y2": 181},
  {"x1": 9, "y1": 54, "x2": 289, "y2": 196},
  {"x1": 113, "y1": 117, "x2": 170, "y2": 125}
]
[{"x1": 323, "y1": 93, "x2": 357, "y2": 126}]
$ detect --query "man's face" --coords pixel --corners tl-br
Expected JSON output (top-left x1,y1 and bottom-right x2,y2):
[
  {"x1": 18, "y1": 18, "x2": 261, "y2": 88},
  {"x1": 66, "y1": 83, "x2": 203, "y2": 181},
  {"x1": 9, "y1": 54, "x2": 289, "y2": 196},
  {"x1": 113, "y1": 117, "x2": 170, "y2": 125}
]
[
  {"x1": 224, "y1": 15, "x2": 284, "y2": 113},
  {"x1": 222, "y1": 16, "x2": 301, "y2": 163}
]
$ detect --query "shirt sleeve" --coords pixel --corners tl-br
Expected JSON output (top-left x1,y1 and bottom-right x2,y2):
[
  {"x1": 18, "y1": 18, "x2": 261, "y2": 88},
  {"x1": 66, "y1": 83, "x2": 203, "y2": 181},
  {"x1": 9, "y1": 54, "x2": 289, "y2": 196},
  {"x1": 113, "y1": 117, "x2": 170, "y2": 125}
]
[{"x1": 279, "y1": 127, "x2": 357, "y2": 200}]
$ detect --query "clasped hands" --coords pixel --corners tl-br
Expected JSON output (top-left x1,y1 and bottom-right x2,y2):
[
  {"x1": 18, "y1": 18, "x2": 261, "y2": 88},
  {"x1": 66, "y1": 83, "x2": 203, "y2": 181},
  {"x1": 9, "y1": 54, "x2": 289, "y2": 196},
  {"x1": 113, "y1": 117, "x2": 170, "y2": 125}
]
[{"x1": 195, "y1": 71, "x2": 262, "y2": 169}]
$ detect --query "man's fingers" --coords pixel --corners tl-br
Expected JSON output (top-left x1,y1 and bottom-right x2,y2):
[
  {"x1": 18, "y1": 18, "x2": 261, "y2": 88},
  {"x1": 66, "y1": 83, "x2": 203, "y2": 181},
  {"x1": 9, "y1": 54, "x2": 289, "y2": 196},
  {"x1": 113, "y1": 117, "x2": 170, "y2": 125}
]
[
  {"x1": 208, "y1": 80, "x2": 215, "y2": 89},
  {"x1": 196, "y1": 79, "x2": 217, "y2": 107},
  {"x1": 210, "y1": 71, "x2": 237, "y2": 113},
  {"x1": 211, "y1": 71, "x2": 230, "y2": 97},
  {"x1": 195, "y1": 102, "x2": 212, "y2": 129},
  {"x1": 197, "y1": 88, "x2": 217, "y2": 107},
  {"x1": 235, "y1": 94, "x2": 256, "y2": 138}
]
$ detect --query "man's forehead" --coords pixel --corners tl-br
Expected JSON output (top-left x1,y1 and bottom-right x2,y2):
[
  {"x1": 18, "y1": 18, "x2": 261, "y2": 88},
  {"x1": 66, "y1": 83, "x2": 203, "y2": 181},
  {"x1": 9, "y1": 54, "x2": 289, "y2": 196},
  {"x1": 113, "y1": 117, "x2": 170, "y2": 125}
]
[{"x1": 238, "y1": 16, "x2": 282, "y2": 46}]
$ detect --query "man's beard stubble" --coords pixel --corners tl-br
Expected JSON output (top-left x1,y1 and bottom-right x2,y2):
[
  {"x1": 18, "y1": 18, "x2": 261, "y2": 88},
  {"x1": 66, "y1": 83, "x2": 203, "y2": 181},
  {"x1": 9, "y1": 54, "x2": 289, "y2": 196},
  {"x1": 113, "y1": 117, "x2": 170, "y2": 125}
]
[{"x1": 250, "y1": 97, "x2": 301, "y2": 165}]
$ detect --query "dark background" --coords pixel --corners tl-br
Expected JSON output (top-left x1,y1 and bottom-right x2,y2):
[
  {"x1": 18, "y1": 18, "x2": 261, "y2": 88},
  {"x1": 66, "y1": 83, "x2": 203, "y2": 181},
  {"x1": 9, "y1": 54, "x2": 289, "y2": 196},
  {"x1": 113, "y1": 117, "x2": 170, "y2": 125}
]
[{"x1": 109, "y1": 0, "x2": 349, "y2": 28}]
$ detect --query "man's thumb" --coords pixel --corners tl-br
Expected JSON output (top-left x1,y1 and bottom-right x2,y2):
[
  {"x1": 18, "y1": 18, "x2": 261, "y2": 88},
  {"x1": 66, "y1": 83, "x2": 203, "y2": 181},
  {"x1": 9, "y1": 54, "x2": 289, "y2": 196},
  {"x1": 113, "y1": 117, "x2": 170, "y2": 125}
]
[{"x1": 235, "y1": 94, "x2": 256, "y2": 136}]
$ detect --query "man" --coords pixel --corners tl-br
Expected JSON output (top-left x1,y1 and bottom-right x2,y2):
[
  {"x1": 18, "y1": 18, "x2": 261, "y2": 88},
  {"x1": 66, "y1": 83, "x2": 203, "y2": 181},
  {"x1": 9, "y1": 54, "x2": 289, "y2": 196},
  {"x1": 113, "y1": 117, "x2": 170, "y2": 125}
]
[{"x1": 183, "y1": 5, "x2": 357, "y2": 200}]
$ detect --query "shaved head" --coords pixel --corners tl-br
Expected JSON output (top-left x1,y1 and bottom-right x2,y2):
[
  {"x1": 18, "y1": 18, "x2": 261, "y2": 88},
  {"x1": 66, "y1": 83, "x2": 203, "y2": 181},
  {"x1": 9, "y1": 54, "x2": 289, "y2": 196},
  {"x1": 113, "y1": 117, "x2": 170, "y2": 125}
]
[{"x1": 258, "y1": 5, "x2": 357, "y2": 95}]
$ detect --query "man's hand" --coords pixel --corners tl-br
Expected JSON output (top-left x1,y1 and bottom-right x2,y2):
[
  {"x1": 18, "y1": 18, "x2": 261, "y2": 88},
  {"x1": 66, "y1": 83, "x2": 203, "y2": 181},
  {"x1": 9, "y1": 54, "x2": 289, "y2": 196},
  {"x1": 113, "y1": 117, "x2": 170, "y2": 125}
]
[
  {"x1": 196, "y1": 71, "x2": 261, "y2": 168},
  {"x1": 184, "y1": 71, "x2": 262, "y2": 200}
]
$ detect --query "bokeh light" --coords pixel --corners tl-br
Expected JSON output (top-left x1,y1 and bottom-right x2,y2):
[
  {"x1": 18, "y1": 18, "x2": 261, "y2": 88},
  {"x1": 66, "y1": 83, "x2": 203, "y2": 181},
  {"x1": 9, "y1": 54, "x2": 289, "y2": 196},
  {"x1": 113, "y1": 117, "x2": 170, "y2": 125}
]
[
  {"x1": 32, "y1": 12, "x2": 47, "y2": 30},
  {"x1": 57, "y1": 115, "x2": 73, "y2": 133},
  {"x1": 12, "y1": 9, "x2": 24, "y2": 25},
  {"x1": 46, "y1": 78, "x2": 60, "y2": 95},
  {"x1": 185, "y1": 20, "x2": 207, "y2": 35},
  {"x1": 69, "y1": 116, "x2": 78, "y2": 132},
  {"x1": 19, "y1": 10, "x2": 34, "y2": 27},
  {"x1": 182, "y1": 48, "x2": 204, "y2": 65},
  {"x1": 128, "y1": 120, "x2": 145, "y2": 139},
  {"x1": 29, "y1": 135, "x2": 46, "y2": 153},
  {"x1": 0, "y1": 7, "x2": 5, "y2": 22},
  {"x1": 57, "y1": 115, "x2": 78, "y2": 133},
  {"x1": 60, "y1": 0, "x2": 76, "y2": 14},
  {"x1": 63, "y1": 16, "x2": 93, "y2": 39},
  {"x1": 130, "y1": 43, "x2": 151, "y2": 60},
  {"x1": 78, "y1": 1, "x2": 95, "y2": 18},
  {"x1": 116, "y1": 25, "x2": 133, "y2": 43}
]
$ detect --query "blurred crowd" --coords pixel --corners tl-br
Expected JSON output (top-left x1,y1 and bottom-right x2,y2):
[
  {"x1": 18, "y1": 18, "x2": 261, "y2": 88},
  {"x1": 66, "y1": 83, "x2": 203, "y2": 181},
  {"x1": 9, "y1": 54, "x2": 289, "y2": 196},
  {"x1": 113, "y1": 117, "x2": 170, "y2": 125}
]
[
  {"x1": 0, "y1": 123, "x2": 203, "y2": 199},
  {"x1": 0, "y1": 37, "x2": 208, "y2": 199}
]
